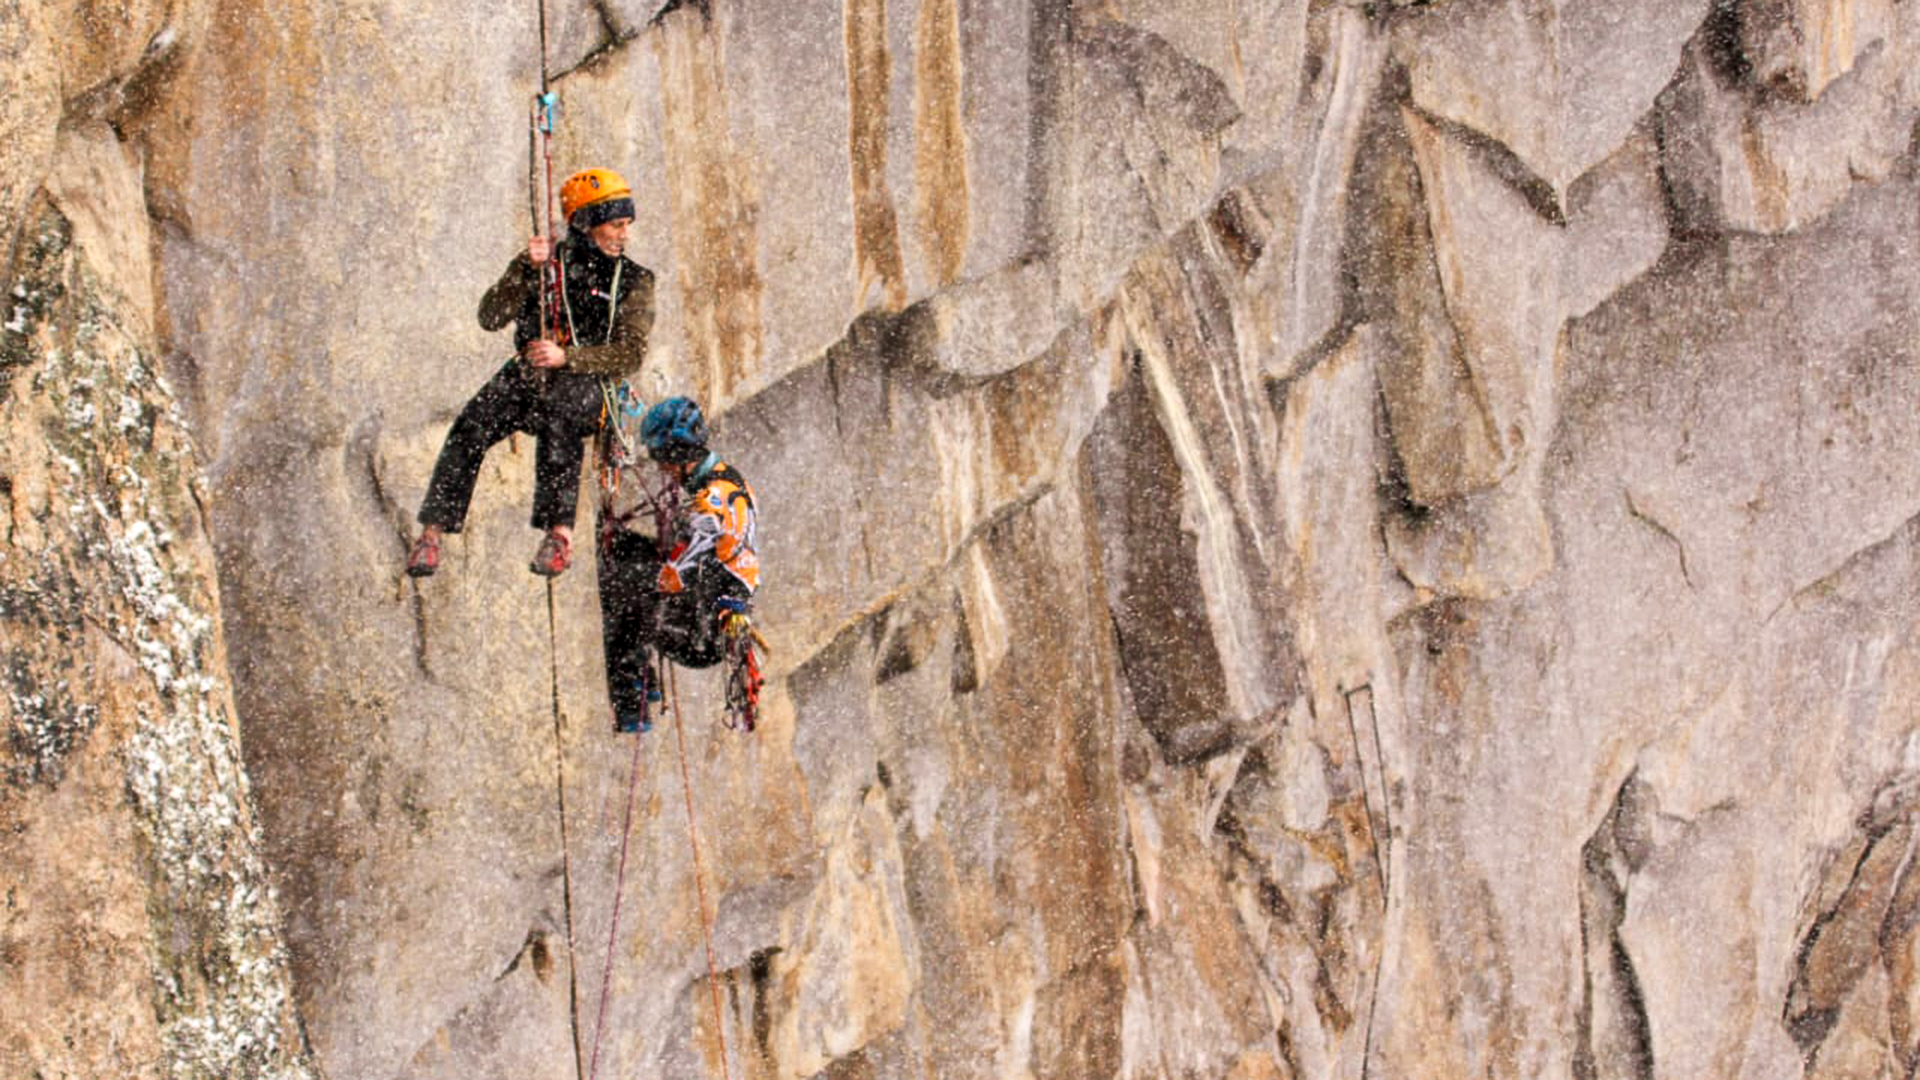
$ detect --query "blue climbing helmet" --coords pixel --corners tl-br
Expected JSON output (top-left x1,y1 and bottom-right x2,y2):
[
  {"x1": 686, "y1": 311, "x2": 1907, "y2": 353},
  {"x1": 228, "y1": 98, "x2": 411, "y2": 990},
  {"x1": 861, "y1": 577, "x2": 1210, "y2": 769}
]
[{"x1": 641, "y1": 396, "x2": 708, "y2": 464}]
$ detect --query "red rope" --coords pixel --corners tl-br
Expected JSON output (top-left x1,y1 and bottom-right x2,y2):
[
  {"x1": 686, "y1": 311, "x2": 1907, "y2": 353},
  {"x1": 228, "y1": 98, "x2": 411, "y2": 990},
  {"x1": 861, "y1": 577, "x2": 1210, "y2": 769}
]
[
  {"x1": 669, "y1": 664, "x2": 733, "y2": 1079},
  {"x1": 586, "y1": 723, "x2": 649, "y2": 1080}
]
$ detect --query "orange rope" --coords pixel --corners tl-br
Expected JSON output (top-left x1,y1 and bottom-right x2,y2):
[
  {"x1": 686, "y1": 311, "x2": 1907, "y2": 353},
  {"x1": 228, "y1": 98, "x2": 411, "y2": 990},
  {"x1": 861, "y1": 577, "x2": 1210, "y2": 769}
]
[{"x1": 667, "y1": 664, "x2": 733, "y2": 1079}]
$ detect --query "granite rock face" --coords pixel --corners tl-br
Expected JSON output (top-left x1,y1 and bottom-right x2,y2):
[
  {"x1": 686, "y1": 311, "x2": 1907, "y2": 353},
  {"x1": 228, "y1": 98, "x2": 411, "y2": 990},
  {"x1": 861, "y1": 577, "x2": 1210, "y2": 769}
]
[
  {"x1": 7, "y1": 1, "x2": 1920, "y2": 1078},
  {"x1": 1, "y1": 118, "x2": 311, "y2": 1079}
]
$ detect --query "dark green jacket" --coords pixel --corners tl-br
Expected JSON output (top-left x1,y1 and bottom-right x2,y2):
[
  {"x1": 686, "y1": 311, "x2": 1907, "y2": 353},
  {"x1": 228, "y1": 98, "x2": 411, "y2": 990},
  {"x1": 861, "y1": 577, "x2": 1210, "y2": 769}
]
[{"x1": 478, "y1": 232, "x2": 655, "y2": 378}]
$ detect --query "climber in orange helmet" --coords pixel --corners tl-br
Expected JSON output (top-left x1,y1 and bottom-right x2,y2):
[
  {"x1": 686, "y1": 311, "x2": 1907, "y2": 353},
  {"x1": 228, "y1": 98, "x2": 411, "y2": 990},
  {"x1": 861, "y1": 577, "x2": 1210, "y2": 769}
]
[{"x1": 406, "y1": 167, "x2": 656, "y2": 579}]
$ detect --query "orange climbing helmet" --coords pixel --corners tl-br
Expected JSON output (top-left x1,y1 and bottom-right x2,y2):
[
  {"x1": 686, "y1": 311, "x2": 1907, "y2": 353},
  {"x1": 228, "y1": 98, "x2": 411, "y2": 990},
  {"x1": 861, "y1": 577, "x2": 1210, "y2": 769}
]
[{"x1": 560, "y1": 168, "x2": 634, "y2": 228}]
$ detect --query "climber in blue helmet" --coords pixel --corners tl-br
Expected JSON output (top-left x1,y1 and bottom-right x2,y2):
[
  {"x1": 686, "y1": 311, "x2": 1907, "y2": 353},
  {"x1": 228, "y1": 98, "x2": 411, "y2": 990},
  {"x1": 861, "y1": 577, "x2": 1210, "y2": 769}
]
[{"x1": 598, "y1": 397, "x2": 760, "y2": 733}]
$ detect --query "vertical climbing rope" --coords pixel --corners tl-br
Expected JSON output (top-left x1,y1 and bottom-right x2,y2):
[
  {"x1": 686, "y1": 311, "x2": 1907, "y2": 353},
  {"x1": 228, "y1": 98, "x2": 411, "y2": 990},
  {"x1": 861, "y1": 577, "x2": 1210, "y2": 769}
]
[
  {"x1": 547, "y1": 579, "x2": 587, "y2": 1080},
  {"x1": 668, "y1": 665, "x2": 733, "y2": 1079},
  {"x1": 586, "y1": 717, "x2": 648, "y2": 1080}
]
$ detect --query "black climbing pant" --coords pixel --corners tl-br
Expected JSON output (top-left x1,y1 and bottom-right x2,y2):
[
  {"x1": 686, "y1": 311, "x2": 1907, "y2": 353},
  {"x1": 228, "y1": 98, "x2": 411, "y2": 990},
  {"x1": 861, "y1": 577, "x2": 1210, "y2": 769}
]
[
  {"x1": 598, "y1": 525, "x2": 751, "y2": 724},
  {"x1": 598, "y1": 527, "x2": 663, "y2": 723},
  {"x1": 653, "y1": 561, "x2": 750, "y2": 670},
  {"x1": 417, "y1": 361, "x2": 603, "y2": 532}
]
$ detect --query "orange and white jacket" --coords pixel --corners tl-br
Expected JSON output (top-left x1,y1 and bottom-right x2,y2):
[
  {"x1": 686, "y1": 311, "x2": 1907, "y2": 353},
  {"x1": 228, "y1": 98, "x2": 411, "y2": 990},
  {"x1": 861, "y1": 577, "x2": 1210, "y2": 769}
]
[{"x1": 657, "y1": 458, "x2": 759, "y2": 594}]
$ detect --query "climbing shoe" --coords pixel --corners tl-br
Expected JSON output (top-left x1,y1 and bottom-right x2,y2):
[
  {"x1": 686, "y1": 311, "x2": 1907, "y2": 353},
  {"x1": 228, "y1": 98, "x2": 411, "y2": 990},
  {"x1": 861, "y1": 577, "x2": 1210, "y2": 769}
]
[
  {"x1": 529, "y1": 529, "x2": 572, "y2": 576},
  {"x1": 405, "y1": 532, "x2": 441, "y2": 577},
  {"x1": 614, "y1": 673, "x2": 661, "y2": 734},
  {"x1": 614, "y1": 664, "x2": 663, "y2": 735}
]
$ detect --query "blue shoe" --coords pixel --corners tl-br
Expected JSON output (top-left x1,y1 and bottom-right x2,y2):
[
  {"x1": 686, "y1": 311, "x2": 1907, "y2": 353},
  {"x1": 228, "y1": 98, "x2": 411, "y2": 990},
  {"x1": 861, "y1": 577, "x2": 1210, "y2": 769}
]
[{"x1": 614, "y1": 674, "x2": 657, "y2": 734}]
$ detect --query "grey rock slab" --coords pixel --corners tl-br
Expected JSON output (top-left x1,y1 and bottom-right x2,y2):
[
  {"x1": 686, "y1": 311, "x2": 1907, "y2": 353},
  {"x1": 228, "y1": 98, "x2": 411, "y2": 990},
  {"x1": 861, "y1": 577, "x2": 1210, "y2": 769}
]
[
  {"x1": 1561, "y1": 128, "x2": 1669, "y2": 321},
  {"x1": 1620, "y1": 519, "x2": 1920, "y2": 1080},
  {"x1": 1263, "y1": 3, "x2": 1388, "y2": 377},
  {"x1": 901, "y1": 256, "x2": 1069, "y2": 378},
  {"x1": 1660, "y1": 6, "x2": 1920, "y2": 235},
  {"x1": 1107, "y1": 0, "x2": 1312, "y2": 167},
  {"x1": 1738, "y1": 0, "x2": 1899, "y2": 103},
  {"x1": 1118, "y1": 237, "x2": 1294, "y2": 730},
  {"x1": 1364, "y1": 160, "x2": 1920, "y2": 1080},
  {"x1": 1047, "y1": 14, "x2": 1239, "y2": 308},
  {"x1": 631, "y1": 0, "x2": 1042, "y2": 401},
  {"x1": 1350, "y1": 98, "x2": 1507, "y2": 505},
  {"x1": 1276, "y1": 325, "x2": 1393, "y2": 714},
  {"x1": 1403, "y1": 106, "x2": 1563, "y2": 480},
  {"x1": 1395, "y1": 0, "x2": 1709, "y2": 196}
]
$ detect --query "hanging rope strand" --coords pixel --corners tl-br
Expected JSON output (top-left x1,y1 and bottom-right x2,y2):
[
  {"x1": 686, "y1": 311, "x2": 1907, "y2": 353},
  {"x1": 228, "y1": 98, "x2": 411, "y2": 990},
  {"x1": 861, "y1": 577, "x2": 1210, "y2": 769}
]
[
  {"x1": 586, "y1": 722, "x2": 650, "y2": 1080},
  {"x1": 529, "y1": 0, "x2": 567, "y2": 351},
  {"x1": 668, "y1": 665, "x2": 733, "y2": 1079},
  {"x1": 546, "y1": 580, "x2": 588, "y2": 1080}
]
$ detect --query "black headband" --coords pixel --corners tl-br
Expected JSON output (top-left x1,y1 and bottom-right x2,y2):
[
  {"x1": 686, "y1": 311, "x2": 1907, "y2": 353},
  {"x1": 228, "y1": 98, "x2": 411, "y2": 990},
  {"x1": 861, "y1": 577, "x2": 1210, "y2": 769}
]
[{"x1": 572, "y1": 196, "x2": 635, "y2": 230}]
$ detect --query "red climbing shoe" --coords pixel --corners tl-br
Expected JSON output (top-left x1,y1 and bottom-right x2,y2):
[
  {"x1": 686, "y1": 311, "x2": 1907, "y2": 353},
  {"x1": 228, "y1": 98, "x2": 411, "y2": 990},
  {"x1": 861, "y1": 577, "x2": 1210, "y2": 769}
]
[
  {"x1": 529, "y1": 529, "x2": 572, "y2": 577},
  {"x1": 405, "y1": 532, "x2": 441, "y2": 577}
]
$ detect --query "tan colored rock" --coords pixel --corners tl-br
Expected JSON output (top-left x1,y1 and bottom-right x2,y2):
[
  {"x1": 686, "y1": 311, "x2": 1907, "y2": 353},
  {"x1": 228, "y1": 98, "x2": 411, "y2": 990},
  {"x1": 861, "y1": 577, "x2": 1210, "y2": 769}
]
[
  {"x1": 1106, "y1": 0, "x2": 1311, "y2": 167},
  {"x1": 1355, "y1": 106, "x2": 1664, "y2": 597},
  {"x1": 1374, "y1": 169, "x2": 1920, "y2": 1078},
  {"x1": 16, "y1": 2, "x2": 1920, "y2": 1078},
  {"x1": 1117, "y1": 242, "x2": 1292, "y2": 733},
  {"x1": 1, "y1": 139, "x2": 310, "y2": 1079},
  {"x1": 1378, "y1": 111, "x2": 1667, "y2": 507},
  {"x1": 1349, "y1": 99, "x2": 1506, "y2": 504},
  {"x1": 0, "y1": 7, "x2": 57, "y2": 277},
  {"x1": 1119, "y1": 759, "x2": 1287, "y2": 1078},
  {"x1": 1050, "y1": 13, "x2": 1240, "y2": 308},
  {"x1": 44, "y1": 123, "x2": 155, "y2": 328},
  {"x1": 1402, "y1": 107, "x2": 1561, "y2": 483},
  {"x1": 767, "y1": 787, "x2": 916, "y2": 1076},
  {"x1": 1277, "y1": 325, "x2": 1390, "y2": 713},
  {"x1": 1262, "y1": 4, "x2": 1388, "y2": 376}
]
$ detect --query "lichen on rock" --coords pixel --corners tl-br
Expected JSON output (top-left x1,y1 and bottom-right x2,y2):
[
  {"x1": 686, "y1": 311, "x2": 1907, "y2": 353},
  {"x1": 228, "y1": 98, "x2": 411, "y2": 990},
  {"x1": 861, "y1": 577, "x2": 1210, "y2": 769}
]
[{"x1": 1, "y1": 190, "x2": 311, "y2": 1079}]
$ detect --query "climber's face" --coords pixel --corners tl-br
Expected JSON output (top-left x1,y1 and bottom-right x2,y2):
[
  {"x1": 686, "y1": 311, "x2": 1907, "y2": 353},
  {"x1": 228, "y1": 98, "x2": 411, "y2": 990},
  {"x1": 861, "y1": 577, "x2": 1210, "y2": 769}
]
[{"x1": 589, "y1": 216, "x2": 633, "y2": 257}]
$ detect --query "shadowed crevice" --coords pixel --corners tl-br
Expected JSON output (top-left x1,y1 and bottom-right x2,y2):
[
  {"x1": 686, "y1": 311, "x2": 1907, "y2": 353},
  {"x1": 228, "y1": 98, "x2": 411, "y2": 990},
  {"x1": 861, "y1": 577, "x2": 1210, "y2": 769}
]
[{"x1": 1575, "y1": 773, "x2": 1655, "y2": 1080}]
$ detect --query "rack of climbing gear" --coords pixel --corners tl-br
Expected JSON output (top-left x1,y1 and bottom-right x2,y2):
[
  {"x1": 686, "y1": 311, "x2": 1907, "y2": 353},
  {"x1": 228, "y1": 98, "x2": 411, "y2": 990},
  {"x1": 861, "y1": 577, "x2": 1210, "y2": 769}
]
[{"x1": 717, "y1": 599, "x2": 765, "y2": 732}]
